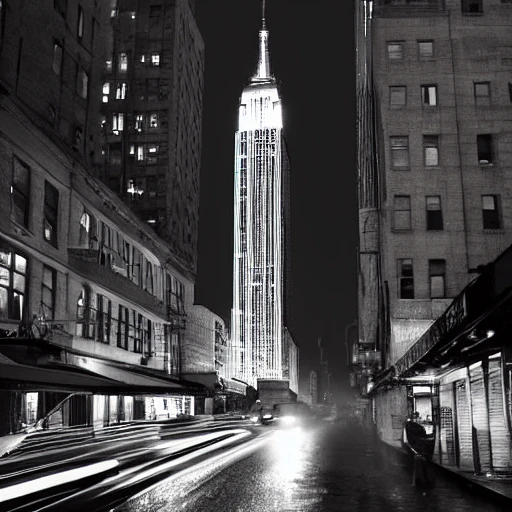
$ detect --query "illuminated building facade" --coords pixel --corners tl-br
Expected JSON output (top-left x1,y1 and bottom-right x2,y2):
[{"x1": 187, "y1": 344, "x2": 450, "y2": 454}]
[{"x1": 230, "y1": 7, "x2": 292, "y2": 389}]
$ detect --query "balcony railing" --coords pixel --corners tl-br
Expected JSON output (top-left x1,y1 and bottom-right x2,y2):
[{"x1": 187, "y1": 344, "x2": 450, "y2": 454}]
[
  {"x1": 374, "y1": 0, "x2": 446, "y2": 16},
  {"x1": 68, "y1": 248, "x2": 167, "y2": 320}
]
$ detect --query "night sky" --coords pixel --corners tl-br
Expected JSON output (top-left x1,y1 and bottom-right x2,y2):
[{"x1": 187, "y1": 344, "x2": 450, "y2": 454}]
[{"x1": 194, "y1": 0, "x2": 357, "y2": 400}]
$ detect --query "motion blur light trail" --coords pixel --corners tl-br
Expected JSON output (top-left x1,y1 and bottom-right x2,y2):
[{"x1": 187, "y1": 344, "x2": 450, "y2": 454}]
[{"x1": 0, "y1": 460, "x2": 120, "y2": 503}]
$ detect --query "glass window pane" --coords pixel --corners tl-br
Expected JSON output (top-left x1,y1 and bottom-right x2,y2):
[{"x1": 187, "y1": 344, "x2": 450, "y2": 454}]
[
  {"x1": 43, "y1": 267, "x2": 54, "y2": 288},
  {"x1": 394, "y1": 196, "x2": 410, "y2": 210},
  {"x1": 390, "y1": 87, "x2": 406, "y2": 106},
  {"x1": 0, "y1": 268, "x2": 10, "y2": 287},
  {"x1": 392, "y1": 148, "x2": 409, "y2": 167},
  {"x1": 419, "y1": 41, "x2": 433, "y2": 57},
  {"x1": 431, "y1": 276, "x2": 445, "y2": 298},
  {"x1": 42, "y1": 287, "x2": 53, "y2": 307},
  {"x1": 482, "y1": 196, "x2": 496, "y2": 210},
  {"x1": 425, "y1": 147, "x2": 439, "y2": 166},
  {"x1": 395, "y1": 211, "x2": 411, "y2": 230},
  {"x1": 0, "y1": 287, "x2": 7, "y2": 318},
  {"x1": 13, "y1": 273, "x2": 25, "y2": 292},
  {"x1": 426, "y1": 196, "x2": 440, "y2": 210},
  {"x1": 0, "y1": 249, "x2": 11, "y2": 267},
  {"x1": 15, "y1": 255, "x2": 27, "y2": 274},
  {"x1": 12, "y1": 292, "x2": 23, "y2": 320}
]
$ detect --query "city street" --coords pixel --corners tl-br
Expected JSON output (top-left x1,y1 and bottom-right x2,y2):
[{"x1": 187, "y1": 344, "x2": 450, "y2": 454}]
[{"x1": 117, "y1": 418, "x2": 506, "y2": 512}]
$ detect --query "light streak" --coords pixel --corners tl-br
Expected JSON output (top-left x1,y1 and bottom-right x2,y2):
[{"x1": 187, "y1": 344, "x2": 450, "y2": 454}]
[{"x1": 0, "y1": 459, "x2": 119, "y2": 503}]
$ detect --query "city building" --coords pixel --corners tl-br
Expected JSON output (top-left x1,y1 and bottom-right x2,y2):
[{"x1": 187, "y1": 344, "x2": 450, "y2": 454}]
[
  {"x1": 356, "y1": 0, "x2": 512, "y2": 476},
  {"x1": 182, "y1": 305, "x2": 247, "y2": 413},
  {"x1": 309, "y1": 371, "x2": 318, "y2": 407},
  {"x1": 0, "y1": 0, "x2": 207, "y2": 436},
  {"x1": 93, "y1": 0, "x2": 204, "y2": 275},
  {"x1": 229, "y1": 6, "x2": 295, "y2": 392}
]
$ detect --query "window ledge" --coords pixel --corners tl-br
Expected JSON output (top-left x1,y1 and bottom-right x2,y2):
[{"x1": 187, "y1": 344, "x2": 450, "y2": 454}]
[
  {"x1": 483, "y1": 229, "x2": 505, "y2": 234},
  {"x1": 391, "y1": 228, "x2": 413, "y2": 233},
  {"x1": 479, "y1": 164, "x2": 496, "y2": 168},
  {"x1": 392, "y1": 168, "x2": 410, "y2": 172},
  {"x1": 10, "y1": 219, "x2": 34, "y2": 238},
  {"x1": 425, "y1": 166, "x2": 441, "y2": 170}
]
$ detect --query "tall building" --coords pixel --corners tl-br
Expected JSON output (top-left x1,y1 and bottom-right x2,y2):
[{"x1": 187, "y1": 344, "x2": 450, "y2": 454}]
[
  {"x1": 95, "y1": 0, "x2": 204, "y2": 276},
  {"x1": 229, "y1": 6, "x2": 293, "y2": 389},
  {"x1": 356, "y1": 0, "x2": 512, "y2": 474},
  {"x1": 0, "y1": 0, "x2": 207, "y2": 438}
]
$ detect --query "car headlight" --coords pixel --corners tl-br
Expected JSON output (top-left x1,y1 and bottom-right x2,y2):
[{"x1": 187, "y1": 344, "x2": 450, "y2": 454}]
[
  {"x1": 250, "y1": 416, "x2": 259, "y2": 423},
  {"x1": 281, "y1": 416, "x2": 296, "y2": 424},
  {"x1": 262, "y1": 414, "x2": 273, "y2": 419}
]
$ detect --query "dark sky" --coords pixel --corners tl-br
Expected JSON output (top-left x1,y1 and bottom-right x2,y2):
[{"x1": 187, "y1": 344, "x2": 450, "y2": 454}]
[{"x1": 194, "y1": 0, "x2": 357, "y2": 399}]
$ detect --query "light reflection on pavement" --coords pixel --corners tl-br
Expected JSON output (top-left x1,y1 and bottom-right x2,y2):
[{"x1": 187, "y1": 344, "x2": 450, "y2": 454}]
[{"x1": 118, "y1": 420, "x2": 507, "y2": 512}]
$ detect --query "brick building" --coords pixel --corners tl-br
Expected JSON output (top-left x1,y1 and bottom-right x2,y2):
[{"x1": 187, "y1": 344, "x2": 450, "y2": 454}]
[
  {"x1": 356, "y1": 0, "x2": 512, "y2": 475},
  {"x1": 94, "y1": 0, "x2": 204, "y2": 275},
  {"x1": 0, "y1": 0, "x2": 206, "y2": 434}
]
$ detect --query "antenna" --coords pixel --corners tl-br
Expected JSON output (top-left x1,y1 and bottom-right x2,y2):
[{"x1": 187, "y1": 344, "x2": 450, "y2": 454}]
[{"x1": 261, "y1": 0, "x2": 266, "y2": 29}]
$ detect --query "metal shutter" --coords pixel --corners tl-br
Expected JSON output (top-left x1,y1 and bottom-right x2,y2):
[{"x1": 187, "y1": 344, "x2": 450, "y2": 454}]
[
  {"x1": 439, "y1": 383, "x2": 456, "y2": 466},
  {"x1": 488, "y1": 359, "x2": 512, "y2": 473},
  {"x1": 470, "y1": 364, "x2": 491, "y2": 474},
  {"x1": 456, "y1": 378, "x2": 474, "y2": 471}
]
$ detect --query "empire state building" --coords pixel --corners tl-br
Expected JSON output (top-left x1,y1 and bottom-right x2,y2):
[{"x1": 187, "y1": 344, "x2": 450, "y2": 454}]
[{"x1": 230, "y1": 5, "x2": 292, "y2": 389}]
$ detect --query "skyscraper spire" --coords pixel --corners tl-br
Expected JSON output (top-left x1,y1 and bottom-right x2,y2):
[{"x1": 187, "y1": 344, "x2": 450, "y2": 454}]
[{"x1": 253, "y1": 0, "x2": 271, "y2": 81}]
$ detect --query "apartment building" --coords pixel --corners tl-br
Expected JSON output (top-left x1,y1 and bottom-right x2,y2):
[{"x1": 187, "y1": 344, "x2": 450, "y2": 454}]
[{"x1": 356, "y1": 0, "x2": 512, "y2": 475}]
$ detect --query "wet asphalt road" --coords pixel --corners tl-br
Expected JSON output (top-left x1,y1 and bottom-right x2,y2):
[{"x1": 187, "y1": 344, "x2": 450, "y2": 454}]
[{"x1": 120, "y1": 418, "x2": 507, "y2": 512}]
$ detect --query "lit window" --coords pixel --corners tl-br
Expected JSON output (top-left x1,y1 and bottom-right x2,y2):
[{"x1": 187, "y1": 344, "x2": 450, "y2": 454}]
[
  {"x1": 130, "y1": 11, "x2": 136, "y2": 19},
  {"x1": 389, "y1": 86, "x2": 406, "y2": 107},
  {"x1": 0, "y1": 246, "x2": 27, "y2": 321},
  {"x1": 390, "y1": 136, "x2": 409, "y2": 169},
  {"x1": 129, "y1": 144, "x2": 135, "y2": 155},
  {"x1": 387, "y1": 42, "x2": 404, "y2": 60},
  {"x1": 135, "y1": 114, "x2": 144, "y2": 132},
  {"x1": 429, "y1": 260, "x2": 446, "y2": 299},
  {"x1": 423, "y1": 135, "x2": 439, "y2": 167},
  {"x1": 137, "y1": 146, "x2": 144, "y2": 161},
  {"x1": 398, "y1": 259, "x2": 414, "y2": 299},
  {"x1": 421, "y1": 85, "x2": 437, "y2": 106},
  {"x1": 102, "y1": 82, "x2": 110, "y2": 103},
  {"x1": 426, "y1": 196, "x2": 443, "y2": 230},
  {"x1": 118, "y1": 52, "x2": 128, "y2": 73},
  {"x1": 474, "y1": 82, "x2": 490, "y2": 106},
  {"x1": 53, "y1": 42, "x2": 63, "y2": 75},
  {"x1": 112, "y1": 113, "x2": 124, "y2": 132},
  {"x1": 149, "y1": 113, "x2": 158, "y2": 128},
  {"x1": 140, "y1": 54, "x2": 145, "y2": 63},
  {"x1": 418, "y1": 40, "x2": 433, "y2": 59},
  {"x1": 106, "y1": 60, "x2": 112, "y2": 72},
  {"x1": 477, "y1": 134, "x2": 494, "y2": 164},
  {"x1": 393, "y1": 196, "x2": 411, "y2": 230},
  {"x1": 148, "y1": 145, "x2": 158, "y2": 153},
  {"x1": 151, "y1": 53, "x2": 160, "y2": 66},
  {"x1": 116, "y1": 82, "x2": 127, "y2": 100},
  {"x1": 482, "y1": 195, "x2": 501, "y2": 229}
]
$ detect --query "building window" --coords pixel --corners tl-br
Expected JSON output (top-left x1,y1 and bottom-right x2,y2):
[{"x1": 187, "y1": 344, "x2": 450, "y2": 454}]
[
  {"x1": 393, "y1": 195, "x2": 411, "y2": 230},
  {"x1": 79, "y1": 210, "x2": 96, "y2": 247},
  {"x1": 462, "y1": 0, "x2": 483, "y2": 14},
  {"x1": 387, "y1": 41, "x2": 404, "y2": 60},
  {"x1": 135, "y1": 113, "x2": 144, "y2": 132},
  {"x1": 423, "y1": 135, "x2": 439, "y2": 167},
  {"x1": 102, "y1": 82, "x2": 110, "y2": 103},
  {"x1": 41, "y1": 266, "x2": 56, "y2": 319},
  {"x1": 11, "y1": 157, "x2": 30, "y2": 228},
  {"x1": 421, "y1": 85, "x2": 437, "y2": 106},
  {"x1": 97, "y1": 294, "x2": 112, "y2": 344},
  {"x1": 53, "y1": 42, "x2": 63, "y2": 75},
  {"x1": 477, "y1": 134, "x2": 494, "y2": 164},
  {"x1": 151, "y1": 53, "x2": 160, "y2": 66},
  {"x1": 168, "y1": 275, "x2": 185, "y2": 314},
  {"x1": 116, "y1": 82, "x2": 127, "y2": 100},
  {"x1": 429, "y1": 260, "x2": 446, "y2": 299},
  {"x1": 133, "y1": 312, "x2": 143, "y2": 353},
  {"x1": 137, "y1": 146, "x2": 144, "y2": 161},
  {"x1": 118, "y1": 305, "x2": 128, "y2": 349},
  {"x1": 426, "y1": 196, "x2": 443, "y2": 230},
  {"x1": 389, "y1": 86, "x2": 406, "y2": 107},
  {"x1": 474, "y1": 82, "x2": 490, "y2": 106},
  {"x1": 398, "y1": 259, "x2": 414, "y2": 299},
  {"x1": 390, "y1": 136, "x2": 409, "y2": 169},
  {"x1": 77, "y1": 5, "x2": 84, "y2": 40},
  {"x1": 149, "y1": 113, "x2": 158, "y2": 128},
  {"x1": 44, "y1": 181, "x2": 59, "y2": 247},
  {"x1": 118, "y1": 52, "x2": 128, "y2": 73},
  {"x1": 76, "y1": 68, "x2": 88, "y2": 99},
  {"x1": 112, "y1": 113, "x2": 124, "y2": 132},
  {"x1": 76, "y1": 286, "x2": 95, "y2": 338},
  {"x1": 482, "y1": 195, "x2": 501, "y2": 229},
  {"x1": 145, "y1": 262, "x2": 154, "y2": 295},
  {"x1": 54, "y1": 0, "x2": 67, "y2": 18},
  {"x1": 0, "y1": 245, "x2": 27, "y2": 321},
  {"x1": 418, "y1": 40, "x2": 434, "y2": 59}
]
